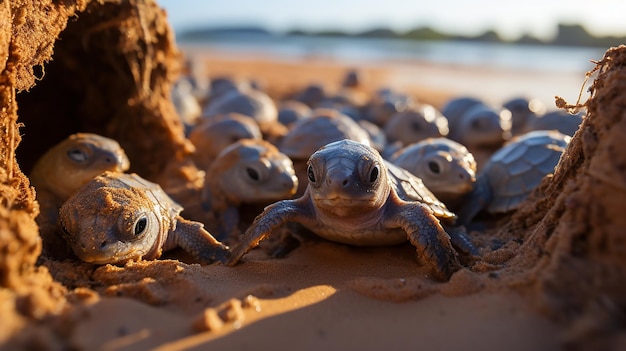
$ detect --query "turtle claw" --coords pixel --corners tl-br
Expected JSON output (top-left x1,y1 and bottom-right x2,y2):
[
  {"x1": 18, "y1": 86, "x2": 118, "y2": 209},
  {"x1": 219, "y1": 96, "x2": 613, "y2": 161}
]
[
  {"x1": 445, "y1": 225, "x2": 479, "y2": 257},
  {"x1": 199, "y1": 243, "x2": 231, "y2": 265},
  {"x1": 401, "y1": 205, "x2": 462, "y2": 281},
  {"x1": 420, "y1": 237, "x2": 461, "y2": 281},
  {"x1": 225, "y1": 248, "x2": 245, "y2": 266}
]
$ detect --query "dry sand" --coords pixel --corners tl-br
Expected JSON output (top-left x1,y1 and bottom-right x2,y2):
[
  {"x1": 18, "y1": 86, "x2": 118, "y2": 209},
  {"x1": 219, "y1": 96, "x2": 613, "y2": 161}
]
[
  {"x1": 3, "y1": 4, "x2": 623, "y2": 346},
  {"x1": 12, "y1": 49, "x2": 600, "y2": 351}
]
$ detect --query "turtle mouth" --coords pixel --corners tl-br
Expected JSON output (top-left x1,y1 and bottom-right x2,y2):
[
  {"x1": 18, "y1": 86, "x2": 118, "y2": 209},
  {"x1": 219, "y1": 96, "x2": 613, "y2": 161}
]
[
  {"x1": 316, "y1": 196, "x2": 374, "y2": 207},
  {"x1": 76, "y1": 247, "x2": 141, "y2": 265}
]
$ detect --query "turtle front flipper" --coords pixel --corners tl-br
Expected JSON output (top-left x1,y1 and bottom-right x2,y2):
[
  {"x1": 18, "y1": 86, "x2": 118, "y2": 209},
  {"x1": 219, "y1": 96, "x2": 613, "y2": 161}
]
[
  {"x1": 443, "y1": 224, "x2": 479, "y2": 257},
  {"x1": 227, "y1": 199, "x2": 310, "y2": 266},
  {"x1": 389, "y1": 203, "x2": 461, "y2": 281},
  {"x1": 173, "y1": 217, "x2": 230, "y2": 264}
]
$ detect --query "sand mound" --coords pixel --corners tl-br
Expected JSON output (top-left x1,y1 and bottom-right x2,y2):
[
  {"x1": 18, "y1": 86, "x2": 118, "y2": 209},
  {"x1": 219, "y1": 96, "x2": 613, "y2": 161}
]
[
  {"x1": 0, "y1": 0, "x2": 624, "y2": 349},
  {"x1": 505, "y1": 46, "x2": 626, "y2": 348},
  {"x1": 0, "y1": 0, "x2": 190, "y2": 348}
]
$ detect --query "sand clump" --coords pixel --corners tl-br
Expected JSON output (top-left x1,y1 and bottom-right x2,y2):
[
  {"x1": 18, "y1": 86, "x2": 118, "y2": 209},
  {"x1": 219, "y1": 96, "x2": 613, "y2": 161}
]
[{"x1": 0, "y1": 0, "x2": 625, "y2": 349}]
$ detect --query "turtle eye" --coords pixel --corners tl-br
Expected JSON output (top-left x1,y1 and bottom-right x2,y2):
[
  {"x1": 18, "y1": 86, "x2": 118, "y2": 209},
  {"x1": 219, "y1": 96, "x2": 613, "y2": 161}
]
[
  {"x1": 369, "y1": 165, "x2": 380, "y2": 183},
  {"x1": 133, "y1": 216, "x2": 148, "y2": 236},
  {"x1": 67, "y1": 148, "x2": 88, "y2": 163},
  {"x1": 246, "y1": 167, "x2": 260, "y2": 181},
  {"x1": 428, "y1": 161, "x2": 441, "y2": 174},
  {"x1": 410, "y1": 121, "x2": 421, "y2": 131},
  {"x1": 307, "y1": 165, "x2": 316, "y2": 183}
]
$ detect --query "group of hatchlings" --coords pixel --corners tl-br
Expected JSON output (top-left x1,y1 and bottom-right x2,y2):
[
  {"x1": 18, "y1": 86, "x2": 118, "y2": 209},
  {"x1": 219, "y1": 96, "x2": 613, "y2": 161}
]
[{"x1": 30, "y1": 65, "x2": 581, "y2": 281}]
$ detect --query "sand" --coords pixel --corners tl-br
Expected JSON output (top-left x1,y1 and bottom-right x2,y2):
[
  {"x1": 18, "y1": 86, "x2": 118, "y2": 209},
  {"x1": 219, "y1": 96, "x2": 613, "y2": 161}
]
[
  {"x1": 5, "y1": 50, "x2": 598, "y2": 350},
  {"x1": 179, "y1": 43, "x2": 590, "y2": 110},
  {"x1": 2, "y1": 2, "x2": 625, "y2": 350}
]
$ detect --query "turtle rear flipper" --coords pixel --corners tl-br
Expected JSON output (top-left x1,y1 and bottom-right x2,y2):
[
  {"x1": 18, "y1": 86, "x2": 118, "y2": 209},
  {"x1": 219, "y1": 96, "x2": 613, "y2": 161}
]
[{"x1": 172, "y1": 217, "x2": 230, "y2": 264}]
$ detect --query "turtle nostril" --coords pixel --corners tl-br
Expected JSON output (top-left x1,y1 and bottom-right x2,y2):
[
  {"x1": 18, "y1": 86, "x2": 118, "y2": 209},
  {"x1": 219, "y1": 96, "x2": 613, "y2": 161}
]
[
  {"x1": 100, "y1": 241, "x2": 107, "y2": 249},
  {"x1": 342, "y1": 179, "x2": 348, "y2": 186}
]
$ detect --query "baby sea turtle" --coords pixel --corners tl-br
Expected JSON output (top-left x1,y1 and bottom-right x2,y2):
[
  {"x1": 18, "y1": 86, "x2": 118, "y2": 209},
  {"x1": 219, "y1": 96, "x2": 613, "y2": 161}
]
[
  {"x1": 203, "y1": 87, "x2": 278, "y2": 126},
  {"x1": 447, "y1": 103, "x2": 512, "y2": 151},
  {"x1": 279, "y1": 108, "x2": 371, "y2": 159},
  {"x1": 441, "y1": 97, "x2": 483, "y2": 125},
  {"x1": 188, "y1": 113, "x2": 262, "y2": 171},
  {"x1": 524, "y1": 110, "x2": 584, "y2": 136},
  {"x1": 384, "y1": 104, "x2": 449, "y2": 145},
  {"x1": 30, "y1": 133, "x2": 130, "y2": 258},
  {"x1": 456, "y1": 130, "x2": 571, "y2": 225},
  {"x1": 502, "y1": 97, "x2": 546, "y2": 135},
  {"x1": 59, "y1": 172, "x2": 229, "y2": 265},
  {"x1": 172, "y1": 78, "x2": 203, "y2": 131},
  {"x1": 363, "y1": 88, "x2": 414, "y2": 126},
  {"x1": 390, "y1": 138, "x2": 476, "y2": 210},
  {"x1": 279, "y1": 108, "x2": 371, "y2": 195},
  {"x1": 227, "y1": 139, "x2": 476, "y2": 281},
  {"x1": 209, "y1": 76, "x2": 247, "y2": 101},
  {"x1": 197, "y1": 139, "x2": 298, "y2": 240},
  {"x1": 293, "y1": 83, "x2": 327, "y2": 108},
  {"x1": 341, "y1": 68, "x2": 362, "y2": 89},
  {"x1": 277, "y1": 100, "x2": 312, "y2": 127}
]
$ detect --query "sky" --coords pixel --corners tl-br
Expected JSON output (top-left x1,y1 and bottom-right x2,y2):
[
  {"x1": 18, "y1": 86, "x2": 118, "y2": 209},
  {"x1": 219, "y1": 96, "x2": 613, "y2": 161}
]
[{"x1": 158, "y1": 0, "x2": 626, "y2": 41}]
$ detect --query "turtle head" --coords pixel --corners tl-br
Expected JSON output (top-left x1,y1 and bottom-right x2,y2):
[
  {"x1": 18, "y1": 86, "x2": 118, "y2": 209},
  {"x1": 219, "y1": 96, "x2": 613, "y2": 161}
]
[
  {"x1": 209, "y1": 139, "x2": 298, "y2": 204},
  {"x1": 460, "y1": 105, "x2": 512, "y2": 148},
  {"x1": 414, "y1": 149, "x2": 476, "y2": 197},
  {"x1": 58, "y1": 174, "x2": 165, "y2": 265},
  {"x1": 189, "y1": 114, "x2": 262, "y2": 163},
  {"x1": 306, "y1": 139, "x2": 389, "y2": 217},
  {"x1": 30, "y1": 133, "x2": 130, "y2": 200},
  {"x1": 385, "y1": 105, "x2": 449, "y2": 144},
  {"x1": 63, "y1": 133, "x2": 130, "y2": 171},
  {"x1": 392, "y1": 138, "x2": 476, "y2": 200}
]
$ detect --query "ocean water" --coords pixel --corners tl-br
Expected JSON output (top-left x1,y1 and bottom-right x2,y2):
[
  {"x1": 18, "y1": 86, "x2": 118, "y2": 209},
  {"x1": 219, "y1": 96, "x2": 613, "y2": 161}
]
[{"x1": 177, "y1": 34, "x2": 607, "y2": 73}]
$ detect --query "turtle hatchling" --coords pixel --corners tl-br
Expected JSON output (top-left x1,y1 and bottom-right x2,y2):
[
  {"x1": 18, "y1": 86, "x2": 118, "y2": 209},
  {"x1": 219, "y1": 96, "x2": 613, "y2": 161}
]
[
  {"x1": 456, "y1": 130, "x2": 571, "y2": 225},
  {"x1": 447, "y1": 103, "x2": 512, "y2": 151},
  {"x1": 384, "y1": 103, "x2": 449, "y2": 145},
  {"x1": 59, "y1": 172, "x2": 229, "y2": 265},
  {"x1": 188, "y1": 113, "x2": 262, "y2": 170},
  {"x1": 227, "y1": 139, "x2": 476, "y2": 281},
  {"x1": 390, "y1": 138, "x2": 476, "y2": 210},
  {"x1": 191, "y1": 139, "x2": 298, "y2": 240},
  {"x1": 279, "y1": 108, "x2": 372, "y2": 196},
  {"x1": 30, "y1": 133, "x2": 130, "y2": 258}
]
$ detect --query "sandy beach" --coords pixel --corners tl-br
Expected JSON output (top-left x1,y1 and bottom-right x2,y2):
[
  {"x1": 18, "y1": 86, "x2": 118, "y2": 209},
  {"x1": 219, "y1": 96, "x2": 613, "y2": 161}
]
[
  {"x1": 180, "y1": 44, "x2": 592, "y2": 110},
  {"x1": 3, "y1": 3, "x2": 624, "y2": 349},
  {"x1": 14, "y1": 49, "x2": 596, "y2": 351}
]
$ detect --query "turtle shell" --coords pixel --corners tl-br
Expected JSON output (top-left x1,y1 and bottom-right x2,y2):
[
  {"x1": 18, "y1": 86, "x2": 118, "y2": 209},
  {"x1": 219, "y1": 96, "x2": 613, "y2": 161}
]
[
  {"x1": 277, "y1": 100, "x2": 312, "y2": 127},
  {"x1": 203, "y1": 88, "x2": 277, "y2": 125},
  {"x1": 448, "y1": 103, "x2": 512, "y2": 148},
  {"x1": 525, "y1": 110, "x2": 583, "y2": 136},
  {"x1": 385, "y1": 160, "x2": 456, "y2": 222},
  {"x1": 482, "y1": 130, "x2": 570, "y2": 213},
  {"x1": 390, "y1": 137, "x2": 476, "y2": 203},
  {"x1": 384, "y1": 104, "x2": 449, "y2": 145},
  {"x1": 441, "y1": 96, "x2": 484, "y2": 126},
  {"x1": 278, "y1": 108, "x2": 371, "y2": 159}
]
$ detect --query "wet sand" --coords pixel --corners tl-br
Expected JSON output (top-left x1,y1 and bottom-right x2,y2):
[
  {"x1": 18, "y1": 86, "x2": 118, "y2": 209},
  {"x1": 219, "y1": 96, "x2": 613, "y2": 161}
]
[{"x1": 181, "y1": 44, "x2": 590, "y2": 109}]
